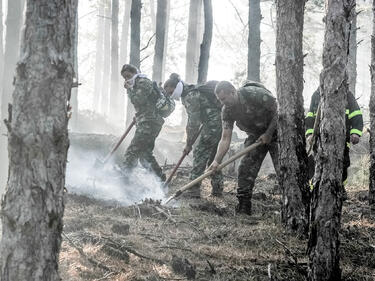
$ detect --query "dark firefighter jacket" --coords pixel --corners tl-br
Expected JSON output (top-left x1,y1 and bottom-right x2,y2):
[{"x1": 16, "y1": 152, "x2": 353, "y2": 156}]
[{"x1": 305, "y1": 88, "x2": 363, "y2": 139}]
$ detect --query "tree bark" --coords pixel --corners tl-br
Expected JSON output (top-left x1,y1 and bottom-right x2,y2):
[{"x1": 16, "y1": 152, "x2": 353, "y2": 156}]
[
  {"x1": 149, "y1": 0, "x2": 156, "y2": 33},
  {"x1": 247, "y1": 0, "x2": 261, "y2": 82},
  {"x1": 94, "y1": 0, "x2": 105, "y2": 112},
  {"x1": 0, "y1": 0, "x2": 75, "y2": 279},
  {"x1": 185, "y1": 0, "x2": 202, "y2": 84},
  {"x1": 0, "y1": 0, "x2": 3, "y2": 91},
  {"x1": 126, "y1": 0, "x2": 142, "y2": 127},
  {"x1": 369, "y1": 0, "x2": 375, "y2": 206},
  {"x1": 152, "y1": 0, "x2": 167, "y2": 83},
  {"x1": 276, "y1": 0, "x2": 309, "y2": 234},
  {"x1": 70, "y1": 1, "x2": 79, "y2": 131},
  {"x1": 101, "y1": 0, "x2": 111, "y2": 116},
  {"x1": 308, "y1": 0, "x2": 353, "y2": 280},
  {"x1": 120, "y1": 0, "x2": 131, "y2": 66},
  {"x1": 197, "y1": 0, "x2": 213, "y2": 85},
  {"x1": 110, "y1": 0, "x2": 120, "y2": 122},
  {"x1": 161, "y1": 0, "x2": 170, "y2": 82},
  {"x1": 348, "y1": 1, "x2": 357, "y2": 96}
]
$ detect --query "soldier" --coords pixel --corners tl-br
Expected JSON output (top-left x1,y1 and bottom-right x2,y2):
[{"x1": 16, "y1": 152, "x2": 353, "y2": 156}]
[
  {"x1": 121, "y1": 64, "x2": 166, "y2": 181},
  {"x1": 164, "y1": 74, "x2": 223, "y2": 197},
  {"x1": 207, "y1": 80, "x2": 279, "y2": 215},
  {"x1": 305, "y1": 87, "x2": 363, "y2": 193}
]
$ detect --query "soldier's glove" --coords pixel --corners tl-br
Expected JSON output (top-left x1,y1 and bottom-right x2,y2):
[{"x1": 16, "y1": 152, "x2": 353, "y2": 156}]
[{"x1": 350, "y1": 134, "x2": 360, "y2": 145}]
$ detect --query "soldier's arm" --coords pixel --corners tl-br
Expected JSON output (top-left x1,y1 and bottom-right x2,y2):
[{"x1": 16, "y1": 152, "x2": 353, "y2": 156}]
[
  {"x1": 347, "y1": 91, "x2": 363, "y2": 137},
  {"x1": 212, "y1": 121, "x2": 233, "y2": 164},
  {"x1": 131, "y1": 79, "x2": 153, "y2": 108},
  {"x1": 184, "y1": 91, "x2": 201, "y2": 148}
]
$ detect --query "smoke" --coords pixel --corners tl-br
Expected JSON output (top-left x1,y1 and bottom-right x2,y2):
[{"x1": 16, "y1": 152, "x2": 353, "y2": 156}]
[{"x1": 66, "y1": 146, "x2": 167, "y2": 206}]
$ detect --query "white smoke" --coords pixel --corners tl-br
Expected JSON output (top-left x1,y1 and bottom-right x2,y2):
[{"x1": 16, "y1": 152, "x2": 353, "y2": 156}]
[{"x1": 66, "y1": 147, "x2": 167, "y2": 206}]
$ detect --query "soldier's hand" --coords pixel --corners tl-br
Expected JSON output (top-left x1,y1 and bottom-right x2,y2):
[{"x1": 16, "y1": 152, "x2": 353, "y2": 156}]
[
  {"x1": 257, "y1": 133, "x2": 272, "y2": 145},
  {"x1": 207, "y1": 160, "x2": 219, "y2": 172},
  {"x1": 183, "y1": 144, "x2": 192, "y2": 155},
  {"x1": 350, "y1": 134, "x2": 360, "y2": 145}
]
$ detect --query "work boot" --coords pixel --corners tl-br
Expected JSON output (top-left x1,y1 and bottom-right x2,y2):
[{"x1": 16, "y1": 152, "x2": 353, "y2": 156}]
[{"x1": 235, "y1": 198, "x2": 252, "y2": 216}]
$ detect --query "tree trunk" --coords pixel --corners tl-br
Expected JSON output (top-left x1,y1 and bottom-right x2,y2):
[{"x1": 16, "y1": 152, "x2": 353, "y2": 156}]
[
  {"x1": 120, "y1": 0, "x2": 131, "y2": 66},
  {"x1": 126, "y1": 0, "x2": 141, "y2": 127},
  {"x1": 1, "y1": 0, "x2": 24, "y2": 121},
  {"x1": 94, "y1": 0, "x2": 105, "y2": 112},
  {"x1": 369, "y1": 0, "x2": 375, "y2": 206},
  {"x1": 308, "y1": 0, "x2": 352, "y2": 280},
  {"x1": 110, "y1": 0, "x2": 120, "y2": 122},
  {"x1": 276, "y1": 0, "x2": 309, "y2": 234},
  {"x1": 0, "y1": 0, "x2": 3, "y2": 91},
  {"x1": 161, "y1": 0, "x2": 170, "y2": 82},
  {"x1": 348, "y1": 1, "x2": 357, "y2": 96},
  {"x1": 152, "y1": 0, "x2": 167, "y2": 83},
  {"x1": 185, "y1": 0, "x2": 202, "y2": 84},
  {"x1": 149, "y1": 0, "x2": 156, "y2": 33},
  {"x1": 0, "y1": 0, "x2": 75, "y2": 279},
  {"x1": 70, "y1": 2, "x2": 79, "y2": 131},
  {"x1": 101, "y1": 0, "x2": 111, "y2": 116},
  {"x1": 197, "y1": 0, "x2": 212, "y2": 85},
  {"x1": 247, "y1": 0, "x2": 261, "y2": 82}
]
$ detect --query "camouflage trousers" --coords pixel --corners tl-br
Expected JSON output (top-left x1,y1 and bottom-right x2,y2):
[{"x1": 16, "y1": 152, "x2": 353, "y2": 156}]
[
  {"x1": 189, "y1": 122, "x2": 223, "y2": 194},
  {"x1": 237, "y1": 133, "x2": 279, "y2": 199},
  {"x1": 123, "y1": 120, "x2": 164, "y2": 179}
]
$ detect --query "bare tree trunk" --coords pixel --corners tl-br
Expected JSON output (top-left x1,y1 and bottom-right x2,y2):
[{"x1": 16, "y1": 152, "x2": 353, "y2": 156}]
[
  {"x1": 120, "y1": 0, "x2": 131, "y2": 66},
  {"x1": 276, "y1": 0, "x2": 309, "y2": 234},
  {"x1": 1, "y1": 0, "x2": 24, "y2": 121},
  {"x1": 70, "y1": 2, "x2": 79, "y2": 131},
  {"x1": 152, "y1": 0, "x2": 167, "y2": 83},
  {"x1": 197, "y1": 0, "x2": 212, "y2": 85},
  {"x1": 247, "y1": 0, "x2": 261, "y2": 82},
  {"x1": 101, "y1": 0, "x2": 111, "y2": 116},
  {"x1": 94, "y1": 0, "x2": 105, "y2": 112},
  {"x1": 0, "y1": 0, "x2": 75, "y2": 279},
  {"x1": 308, "y1": 0, "x2": 352, "y2": 280},
  {"x1": 110, "y1": 0, "x2": 120, "y2": 122},
  {"x1": 126, "y1": 0, "x2": 141, "y2": 126},
  {"x1": 0, "y1": 0, "x2": 3, "y2": 91},
  {"x1": 149, "y1": 0, "x2": 156, "y2": 33},
  {"x1": 161, "y1": 0, "x2": 170, "y2": 82},
  {"x1": 369, "y1": 0, "x2": 375, "y2": 206},
  {"x1": 185, "y1": 0, "x2": 202, "y2": 84},
  {"x1": 348, "y1": 1, "x2": 357, "y2": 96}
]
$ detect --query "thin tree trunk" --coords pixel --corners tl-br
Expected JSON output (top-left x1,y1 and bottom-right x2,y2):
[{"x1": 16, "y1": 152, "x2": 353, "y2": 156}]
[
  {"x1": 120, "y1": 0, "x2": 131, "y2": 65},
  {"x1": 126, "y1": 0, "x2": 141, "y2": 126},
  {"x1": 276, "y1": 0, "x2": 309, "y2": 234},
  {"x1": 185, "y1": 0, "x2": 202, "y2": 84},
  {"x1": 247, "y1": 0, "x2": 261, "y2": 82},
  {"x1": 308, "y1": 0, "x2": 352, "y2": 280},
  {"x1": 161, "y1": 0, "x2": 170, "y2": 82},
  {"x1": 152, "y1": 0, "x2": 167, "y2": 83},
  {"x1": 0, "y1": 0, "x2": 3, "y2": 91},
  {"x1": 94, "y1": 0, "x2": 105, "y2": 112},
  {"x1": 1, "y1": 0, "x2": 24, "y2": 121},
  {"x1": 0, "y1": 0, "x2": 75, "y2": 279},
  {"x1": 70, "y1": 1, "x2": 79, "y2": 131},
  {"x1": 101, "y1": 0, "x2": 111, "y2": 116},
  {"x1": 348, "y1": 1, "x2": 357, "y2": 96},
  {"x1": 369, "y1": 0, "x2": 375, "y2": 206},
  {"x1": 149, "y1": 0, "x2": 156, "y2": 33},
  {"x1": 110, "y1": 0, "x2": 120, "y2": 122},
  {"x1": 197, "y1": 0, "x2": 212, "y2": 85}
]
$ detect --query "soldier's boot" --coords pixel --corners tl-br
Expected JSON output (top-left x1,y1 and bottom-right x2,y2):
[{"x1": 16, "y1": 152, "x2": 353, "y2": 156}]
[{"x1": 235, "y1": 197, "x2": 252, "y2": 216}]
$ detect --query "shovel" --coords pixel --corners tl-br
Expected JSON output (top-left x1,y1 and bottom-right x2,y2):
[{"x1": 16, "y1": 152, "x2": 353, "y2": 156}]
[
  {"x1": 163, "y1": 140, "x2": 263, "y2": 205},
  {"x1": 94, "y1": 117, "x2": 136, "y2": 169},
  {"x1": 163, "y1": 125, "x2": 203, "y2": 187}
]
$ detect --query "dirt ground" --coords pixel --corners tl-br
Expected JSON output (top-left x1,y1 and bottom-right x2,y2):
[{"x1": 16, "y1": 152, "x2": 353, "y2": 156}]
[{"x1": 59, "y1": 172, "x2": 375, "y2": 281}]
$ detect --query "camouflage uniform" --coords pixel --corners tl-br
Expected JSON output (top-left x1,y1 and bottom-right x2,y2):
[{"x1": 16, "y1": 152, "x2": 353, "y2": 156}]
[
  {"x1": 123, "y1": 77, "x2": 165, "y2": 179},
  {"x1": 222, "y1": 81, "x2": 279, "y2": 201},
  {"x1": 181, "y1": 83, "x2": 223, "y2": 196}
]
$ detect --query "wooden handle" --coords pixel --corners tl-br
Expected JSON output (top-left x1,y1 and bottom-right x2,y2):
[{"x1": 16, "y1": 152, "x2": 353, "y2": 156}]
[{"x1": 163, "y1": 141, "x2": 263, "y2": 204}]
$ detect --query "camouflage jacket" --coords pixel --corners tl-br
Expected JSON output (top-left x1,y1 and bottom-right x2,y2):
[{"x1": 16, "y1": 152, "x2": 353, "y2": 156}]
[
  {"x1": 181, "y1": 83, "x2": 222, "y2": 146},
  {"x1": 222, "y1": 81, "x2": 277, "y2": 136},
  {"x1": 127, "y1": 77, "x2": 164, "y2": 125}
]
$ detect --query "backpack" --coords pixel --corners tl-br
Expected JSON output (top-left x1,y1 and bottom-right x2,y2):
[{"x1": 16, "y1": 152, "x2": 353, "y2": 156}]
[
  {"x1": 152, "y1": 81, "x2": 175, "y2": 118},
  {"x1": 196, "y1": 80, "x2": 222, "y2": 109}
]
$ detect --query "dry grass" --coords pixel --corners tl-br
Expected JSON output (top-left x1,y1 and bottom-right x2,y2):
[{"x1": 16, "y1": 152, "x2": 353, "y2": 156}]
[{"x1": 59, "y1": 173, "x2": 375, "y2": 281}]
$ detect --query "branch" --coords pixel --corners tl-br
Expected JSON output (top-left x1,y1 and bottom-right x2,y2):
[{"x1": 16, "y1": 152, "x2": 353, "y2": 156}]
[{"x1": 140, "y1": 33, "x2": 156, "y2": 52}]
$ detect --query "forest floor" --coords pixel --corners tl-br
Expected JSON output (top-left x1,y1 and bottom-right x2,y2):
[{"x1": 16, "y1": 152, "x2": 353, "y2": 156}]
[{"x1": 59, "y1": 170, "x2": 375, "y2": 281}]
